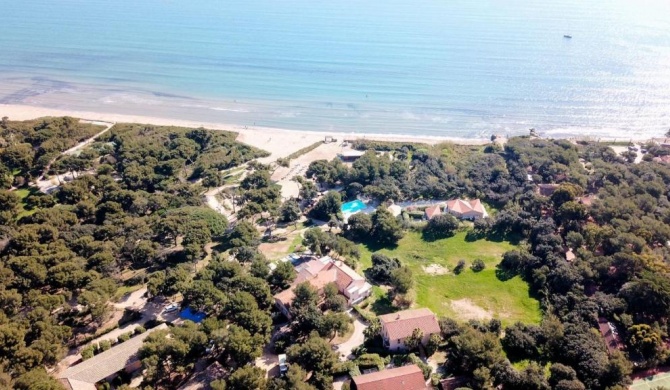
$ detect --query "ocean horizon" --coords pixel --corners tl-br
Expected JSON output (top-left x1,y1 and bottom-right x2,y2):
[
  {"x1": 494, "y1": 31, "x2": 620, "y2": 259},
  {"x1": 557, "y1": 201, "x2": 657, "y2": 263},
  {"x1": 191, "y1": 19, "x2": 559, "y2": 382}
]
[{"x1": 1, "y1": 0, "x2": 670, "y2": 138}]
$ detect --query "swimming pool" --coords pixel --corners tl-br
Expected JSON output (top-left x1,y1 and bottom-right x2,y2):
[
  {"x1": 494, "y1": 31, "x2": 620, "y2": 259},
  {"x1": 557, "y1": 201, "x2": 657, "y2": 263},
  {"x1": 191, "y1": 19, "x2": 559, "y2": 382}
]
[{"x1": 341, "y1": 199, "x2": 367, "y2": 214}]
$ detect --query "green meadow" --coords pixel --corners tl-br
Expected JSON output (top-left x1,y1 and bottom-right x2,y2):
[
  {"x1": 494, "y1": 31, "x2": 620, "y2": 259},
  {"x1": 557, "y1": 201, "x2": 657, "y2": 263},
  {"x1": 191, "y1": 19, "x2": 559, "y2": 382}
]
[{"x1": 358, "y1": 231, "x2": 541, "y2": 326}]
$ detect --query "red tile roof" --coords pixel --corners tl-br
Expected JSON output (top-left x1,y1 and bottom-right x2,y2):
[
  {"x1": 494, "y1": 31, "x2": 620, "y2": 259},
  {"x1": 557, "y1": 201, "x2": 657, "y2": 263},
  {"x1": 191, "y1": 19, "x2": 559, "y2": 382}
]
[
  {"x1": 353, "y1": 365, "x2": 429, "y2": 390},
  {"x1": 424, "y1": 205, "x2": 442, "y2": 219},
  {"x1": 379, "y1": 308, "x2": 440, "y2": 342}
]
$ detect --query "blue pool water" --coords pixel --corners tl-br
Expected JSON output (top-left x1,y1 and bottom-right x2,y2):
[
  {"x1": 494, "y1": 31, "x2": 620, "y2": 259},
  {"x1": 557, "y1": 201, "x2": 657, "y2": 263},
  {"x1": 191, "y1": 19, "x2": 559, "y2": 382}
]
[{"x1": 341, "y1": 200, "x2": 367, "y2": 214}]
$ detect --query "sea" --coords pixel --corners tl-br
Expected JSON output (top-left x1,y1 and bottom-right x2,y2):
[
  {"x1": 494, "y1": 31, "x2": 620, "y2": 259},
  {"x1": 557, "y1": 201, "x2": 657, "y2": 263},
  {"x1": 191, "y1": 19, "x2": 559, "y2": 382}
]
[{"x1": 1, "y1": 0, "x2": 670, "y2": 139}]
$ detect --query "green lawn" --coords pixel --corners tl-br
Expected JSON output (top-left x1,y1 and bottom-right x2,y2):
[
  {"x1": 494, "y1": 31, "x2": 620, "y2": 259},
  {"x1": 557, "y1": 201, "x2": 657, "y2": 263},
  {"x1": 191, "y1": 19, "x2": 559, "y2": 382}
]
[
  {"x1": 14, "y1": 187, "x2": 40, "y2": 219},
  {"x1": 358, "y1": 231, "x2": 541, "y2": 326}
]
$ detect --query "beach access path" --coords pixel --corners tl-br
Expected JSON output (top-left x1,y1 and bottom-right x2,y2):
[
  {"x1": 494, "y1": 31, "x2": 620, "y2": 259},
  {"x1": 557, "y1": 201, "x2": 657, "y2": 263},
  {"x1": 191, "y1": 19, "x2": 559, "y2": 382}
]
[{"x1": 36, "y1": 119, "x2": 115, "y2": 182}]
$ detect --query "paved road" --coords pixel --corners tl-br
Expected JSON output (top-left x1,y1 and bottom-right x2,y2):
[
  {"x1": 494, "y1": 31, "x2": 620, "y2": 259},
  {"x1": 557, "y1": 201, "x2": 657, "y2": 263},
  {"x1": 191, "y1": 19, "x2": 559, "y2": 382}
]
[{"x1": 336, "y1": 312, "x2": 368, "y2": 361}]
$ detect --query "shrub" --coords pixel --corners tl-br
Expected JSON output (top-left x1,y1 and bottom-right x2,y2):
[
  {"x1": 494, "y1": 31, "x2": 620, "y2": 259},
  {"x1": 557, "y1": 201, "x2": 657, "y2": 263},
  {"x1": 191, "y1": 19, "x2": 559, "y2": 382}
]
[
  {"x1": 117, "y1": 332, "x2": 132, "y2": 343},
  {"x1": 134, "y1": 326, "x2": 146, "y2": 334},
  {"x1": 81, "y1": 346, "x2": 95, "y2": 360},
  {"x1": 98, "y1": 340, "x2": 112, "y2": 352},
  {"x1": 471, "y1": 259, "x2": 486, "y2": 272},
  {"x1": 454, "y1": 260, "x2": 466, "y2": 274}
]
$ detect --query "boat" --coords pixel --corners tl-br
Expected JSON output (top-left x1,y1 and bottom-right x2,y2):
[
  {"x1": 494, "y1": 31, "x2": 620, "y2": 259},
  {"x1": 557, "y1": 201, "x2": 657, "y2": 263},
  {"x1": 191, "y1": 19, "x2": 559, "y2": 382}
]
[{"x1": 564, "y1": 34, "x2": 572, "y2": 39}]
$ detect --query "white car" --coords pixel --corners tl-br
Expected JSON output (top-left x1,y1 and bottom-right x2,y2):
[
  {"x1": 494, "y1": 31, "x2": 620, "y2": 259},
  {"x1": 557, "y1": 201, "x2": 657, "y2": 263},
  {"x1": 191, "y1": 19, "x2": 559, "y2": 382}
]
[
  {"x1": 163, "y1": 303, "x2": 179, "y2": 313},
  {"x1": 278, "y1": 354, "x2": 288, "y2": 375}
]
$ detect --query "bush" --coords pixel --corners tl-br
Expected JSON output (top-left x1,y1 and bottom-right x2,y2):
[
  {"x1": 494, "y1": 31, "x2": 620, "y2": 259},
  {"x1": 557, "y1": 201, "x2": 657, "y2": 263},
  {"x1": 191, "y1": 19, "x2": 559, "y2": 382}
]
[
  {"x1": 81, "y1": 346, "x2": 95, "y2": 360},
  {"x1": 117, "y1": 332, "x2": 132, "y2": 343},
  {"x1": 423, "y1": 213, "x2": 459, "y2": 240},
  {"x1": 134, "y1": 326, "x2": 146, "y2": 334},
  {"x1": 454, "y1": 260, "x2": 466, "y2": 274},
  {"x1": 98, "y1": 340, "x2": 112, "y2": 352},
  {"x1": 471, "y1": 259, "x2": 486, "y2": 272}
]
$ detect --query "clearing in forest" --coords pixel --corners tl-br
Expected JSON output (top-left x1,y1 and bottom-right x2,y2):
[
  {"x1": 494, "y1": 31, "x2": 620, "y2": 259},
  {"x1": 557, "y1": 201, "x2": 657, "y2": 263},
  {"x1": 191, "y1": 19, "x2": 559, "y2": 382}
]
[{"x1": 359, "y1": 232, "x2": 541, "y2": 326}]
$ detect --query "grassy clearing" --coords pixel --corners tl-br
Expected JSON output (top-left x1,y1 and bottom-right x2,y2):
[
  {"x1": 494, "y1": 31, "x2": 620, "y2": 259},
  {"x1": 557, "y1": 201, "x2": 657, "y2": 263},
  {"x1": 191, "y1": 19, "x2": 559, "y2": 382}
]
[
  {"x1": 358, "y1": 231, "x2": 541, "y2": 326},
  {"x1": 114, "y1": 284, "x2": 145, "y2": 301},
  {"x1": 14, "y1": 187, "x2": 40, "y2": 219}
]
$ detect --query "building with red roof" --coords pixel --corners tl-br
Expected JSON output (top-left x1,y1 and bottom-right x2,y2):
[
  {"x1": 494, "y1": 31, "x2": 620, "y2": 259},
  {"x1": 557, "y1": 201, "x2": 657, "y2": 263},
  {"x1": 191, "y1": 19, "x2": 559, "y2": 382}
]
[
  {"x1": 424, "y1": 204, "x2": 442, "y2": 220},
  {"x1": 273, "y1": 257, "x2": 372, "y2": 319},
  {"x1": 379, "y1": 308, "x2": 441, "y2": 351},
  {"x1": 445, "y1": 199, "x2": 488, "y2": 220},
  {"x1": 352, "y1": 364, "x2": 430, "y2": 390}
]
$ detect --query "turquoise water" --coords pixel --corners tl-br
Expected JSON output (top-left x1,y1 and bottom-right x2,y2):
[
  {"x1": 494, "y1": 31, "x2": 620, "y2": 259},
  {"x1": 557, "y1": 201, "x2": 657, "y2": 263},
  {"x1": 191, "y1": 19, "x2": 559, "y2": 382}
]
[
  {"x1": 1, "y1": 0, "x2": 670, "y2": 138},
  {"x1": 342, "y1": 200, "x2": 367, "y2": 214}
]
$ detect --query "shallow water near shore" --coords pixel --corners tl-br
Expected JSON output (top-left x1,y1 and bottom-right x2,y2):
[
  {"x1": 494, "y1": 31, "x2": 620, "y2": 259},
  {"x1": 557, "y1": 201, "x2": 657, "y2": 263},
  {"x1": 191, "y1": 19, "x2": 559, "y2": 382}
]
[{"x1": 1, "y1": 0, "x2": 670, "y2": 138}]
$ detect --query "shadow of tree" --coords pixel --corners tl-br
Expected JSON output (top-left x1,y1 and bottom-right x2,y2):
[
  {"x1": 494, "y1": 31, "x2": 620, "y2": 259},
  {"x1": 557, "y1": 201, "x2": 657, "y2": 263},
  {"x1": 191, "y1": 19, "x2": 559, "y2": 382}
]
[
  {"x1": 495, "y1": 264, "x2": 518, "y2": 282},
  {"x1": 370, "y1": 291, "x2": 396, "y2": 316}
]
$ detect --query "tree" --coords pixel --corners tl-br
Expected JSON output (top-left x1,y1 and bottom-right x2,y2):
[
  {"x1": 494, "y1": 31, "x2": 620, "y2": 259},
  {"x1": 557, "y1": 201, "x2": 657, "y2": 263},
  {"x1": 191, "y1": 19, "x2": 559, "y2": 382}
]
[
  {"x1": 226, "y1": 366, "x2": 267, "y2": 390},
  {"x1": 270, "y1": 261, "x2": 296, "y2": 290},
  {"x1": 454, "y1": 260, "x2": 466, "y2": 275},
  {"x1": 234, "y1": 246, "x2": 259, "y2": 263},
  {"x1": 227, "y1": 220, "x2": 260, "y2": 248},
  {"x1": 627, "y1": 324, "x2": 664, "y2": 362},
  {"x1": 423, "y1": 213, "x2": 459, "y2": 240},
  {"x1": 446, "y1": 326, "x2": 505, "y2": 374},
  {"x1": 471, "y1": 259, "x2": 486, "y2": 272},
  {"x1": 241, "y1": 170, "x2": 271, "y2": 190},
  {"x1": 345, "y1": 212, "x2": 372, "y2": 241},
  {"x1": 267, "y1": 365, "x2": 316, "y2": 390},
  {"x1": 368, "y1": 253, "x2": 401, "y2": 283},
  {"x1": 280, "y1": 198, "x2": 302, "y2": 224},
  {"x1": 309, "y1": 191, "x2": 342, "y2": 221},
  {"x1": 425, "y1": 333, "x2": 442, "y2": 356},
  {"x1": 370, "y1": 208, "x2": 404, "y2": 246},
  {"x1": 0, "y1": 190, "x2": 19, "y2": 225},
  {"x1": 320, "y1": 312, "x2": 351, "y2": 339},
  {"x1": 224, "y1": 325, "x2": 264, "y2": 364},
  {"x1": 13, "y1": 368, "x2": 65, "y2": 390},
  {"x1": 287, "y1": 332, "x2": 338, "y2": 388},
  {"x1": 390, "y1": 266, "x2": 413, "y2": 294},
  {"x1": 405, "y1": 328, "x2": 424, "y2": 352}
]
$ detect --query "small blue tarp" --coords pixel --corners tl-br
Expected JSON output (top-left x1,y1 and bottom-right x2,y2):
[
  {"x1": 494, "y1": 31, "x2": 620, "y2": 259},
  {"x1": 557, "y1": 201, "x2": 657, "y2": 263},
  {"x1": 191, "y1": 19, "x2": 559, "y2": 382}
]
[{"x1": 179, "y1": 307, "x2": 206, "y2": 323}]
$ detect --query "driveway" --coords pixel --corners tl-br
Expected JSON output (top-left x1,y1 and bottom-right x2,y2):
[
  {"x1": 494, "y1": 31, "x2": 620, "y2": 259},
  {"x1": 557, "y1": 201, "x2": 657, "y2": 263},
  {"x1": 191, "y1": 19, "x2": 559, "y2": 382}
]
[
  {"x1": 255, "y1": 343, "x2": 279, "y2": 378},
  {"x1": 336, "y1": 312, "x2": 368, "y2": 361}
]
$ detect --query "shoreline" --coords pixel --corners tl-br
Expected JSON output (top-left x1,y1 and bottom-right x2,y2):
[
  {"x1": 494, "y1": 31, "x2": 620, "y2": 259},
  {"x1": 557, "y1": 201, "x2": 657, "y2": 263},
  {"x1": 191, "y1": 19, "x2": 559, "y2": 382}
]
[
  {"x1": 0, "y1": 104, "x2": 492, "y2": 159},
  {"x1": 0, "y1": 104, "x2": 660, "y2": 159}
]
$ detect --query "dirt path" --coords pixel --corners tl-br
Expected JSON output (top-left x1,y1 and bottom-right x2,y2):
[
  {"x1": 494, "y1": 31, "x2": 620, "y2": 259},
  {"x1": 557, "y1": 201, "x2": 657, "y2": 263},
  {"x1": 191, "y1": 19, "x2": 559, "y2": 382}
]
[{"x1": 37, "y1": 119, "x2": 114, "y2": 182}]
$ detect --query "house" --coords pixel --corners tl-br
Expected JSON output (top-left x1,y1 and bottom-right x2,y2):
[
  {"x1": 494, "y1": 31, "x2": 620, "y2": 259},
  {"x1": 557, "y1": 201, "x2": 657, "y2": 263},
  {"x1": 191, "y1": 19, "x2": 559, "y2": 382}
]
[
  {"x1": 388, "y1": 204, "x2": 403, "y2": 217},
  {"x1": 536, "y1": 183, "x2": 560, "y2": 197},
  {"x1": 379, "y1": 308, "x2": 441, "y2": 351},
  {"x1": 58, "y1": 324, "x2": 169, "y2": 390},
  {"x1": 439, "y1": 377, "x2": 470, "y2": 390},
  {"x1": 339, "y1": 150, "x2": 366, "y2": 162},
  {"x1": 445, "y1": 199, "x2": 488, "y2": 220},
  {"x1": 351, "y1": 364, "x2": 430, "y2": 390},
  {"x1": 424, "y1": 204, "x2": 442, "y2": 220},
  {"x1": 274, "y1": 257, "x2": 372, "y2": 319}
]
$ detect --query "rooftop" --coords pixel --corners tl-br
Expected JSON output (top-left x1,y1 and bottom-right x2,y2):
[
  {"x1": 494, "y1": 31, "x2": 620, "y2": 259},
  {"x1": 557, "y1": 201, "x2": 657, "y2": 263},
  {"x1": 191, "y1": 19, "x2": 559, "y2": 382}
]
[
  {"x1": 379, "y1": 308, "x2": 440, "y2": 341},
  {"x1": 424, "y1": 204, "x2": 442, "y2": 219},
  {"x1": 352, "y1": 364, "x2": 429, "y2": 390},
  {"x1": 59, "y1": 324, "x2": 168, "y2": 385}
]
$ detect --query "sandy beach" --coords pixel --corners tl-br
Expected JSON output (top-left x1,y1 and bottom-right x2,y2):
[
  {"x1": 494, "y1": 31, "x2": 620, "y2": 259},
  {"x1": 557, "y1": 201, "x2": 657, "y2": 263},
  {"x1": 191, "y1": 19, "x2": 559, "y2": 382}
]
[{"x1": 0, "y1": 104, "x2": 493, "y2": 160}]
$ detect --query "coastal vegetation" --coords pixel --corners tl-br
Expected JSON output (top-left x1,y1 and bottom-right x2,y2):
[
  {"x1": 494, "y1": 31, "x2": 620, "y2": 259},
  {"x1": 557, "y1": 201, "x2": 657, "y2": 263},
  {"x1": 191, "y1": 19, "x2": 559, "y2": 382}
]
[
  {"x1": 3, "y1": 116, "x2": 670, "y2": 389},
  {"x1": 0, "y1": 119, "x2": 266, "y2": 388}
]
